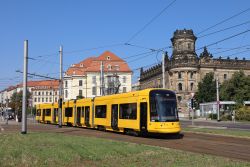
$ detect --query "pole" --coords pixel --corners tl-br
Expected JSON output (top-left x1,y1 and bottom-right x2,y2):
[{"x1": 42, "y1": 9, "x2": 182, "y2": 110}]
[
  {"x1": 5, "y1": 99, "x2": 9, "y2": 125},
  {"x1": 162, "y1": 53, "x2": 166, "y2": 88},
  {"x1": 58, "y1": 45, "x2": 63, "y2": 128},
  {"x1": 21, "y1": 40, "x2": 28, "y2": 134},
  {"x1": 100, "y1": 61, "x2": 104, "y2": 96},
  {"x1": 216, "y1": 76, "x2": 220, "y2": 121}
]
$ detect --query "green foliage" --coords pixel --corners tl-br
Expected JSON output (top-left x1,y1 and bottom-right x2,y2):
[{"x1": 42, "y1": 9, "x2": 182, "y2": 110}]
[
  {"x1": 196, "y1": 72, "x2": 216, "y2": 104},
  {"x1": 236, "y1": 107, "x2": 250, "y2": 121},
  {"x1": 9, "y1": 90, "x2": 31, "y2": 116},
  {"x1": 220, "y1": 70, "x2": 250, "y2": 105}
]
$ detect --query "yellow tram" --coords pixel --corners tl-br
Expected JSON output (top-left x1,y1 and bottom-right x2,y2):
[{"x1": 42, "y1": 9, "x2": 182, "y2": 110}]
[{"x1": 36, "y1": 88, "x2": 181, "y2": 135}]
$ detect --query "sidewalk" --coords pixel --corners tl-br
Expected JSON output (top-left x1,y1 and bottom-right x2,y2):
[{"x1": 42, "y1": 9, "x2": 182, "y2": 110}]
[{"x1": 180, "y1": 117, "x2": 250, "y2": 125}]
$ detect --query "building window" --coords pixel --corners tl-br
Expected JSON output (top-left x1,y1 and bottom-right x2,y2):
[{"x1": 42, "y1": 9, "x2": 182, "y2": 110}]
[
  {"x1": 190, "y1": 72, "x2": 193, "y2": 79},
  {"x1": 92, "y1": 87, "x2": 97, "y2": 95},
  {"x1": 46, "y1": 92, "x2": 48, "y2": 96},
  {"x1": 107, "y1": 64, "x2": 112, "y2": 70},
  {"x1": 46, "y1": 98, "x2": 48, "y2": 102},
  {"x1": 42, "y1": 98, "x2": 44, "y2": 102},
  {"x1": 38, "y1": 98, "x2": 40, "y2": 102},
  {"x1": 34, "y1": 92, "x2": 37, "y2": 95},
  {"x1": 34, "y1": 98, "x2": 37, "y2": 102},
  {"x1": 107, "y1": 56, "x2": 110, "y2": 60},
  {"x1": 49, "y1": 97, "x2": 52, "y2": 102},
  {"x1": 50, "y1": 91, "x2": 52, "y2": 95},
  {"x1": 122, "y1": 76, "x2": 126, "y2": 83},
  {"x1": 42, "y1": 92, "x2": 44, "y2": 96},
  {"x1": 55, "y1": 91, "x2": 57, "y2": 95},
  {"x1": 65, "y1": 81, "x2": 68, "y2": 88},
  {"x1": 178, "y1": 83, "x2": 182, "y2": 91},
  {"x1": 55, "y1": 97, "x2": 57, "y2": 103},
  {"x1": 190, "y1": 83, "x2": 194, "y2": 91},
  {"x1": 65, "y1": 90, "x2": 68, "y2": 98},
  {"x1": 177, "y1": 42, "x2": 181, "y2": 50},
  {"x1": 224, "y1": 74, "x2": 227, "y2": 80},
  {"x1": 79, "y1": 80, "x2": 83, "y2": 86},
  {"x1": 38, "y1": 92, "x2": 40, "y2": 95},
  {"x1": 178, "y1": 72, "x2": 182, "y2": 79},
  {"x1": 123, "y1": 87, "x2": 126, "y2": 93},
  {"x1": 188, "y1": 43, "x2": 191, "y2": 50},
  {"x1": 92, "y1": 76, "x2": 96, "y2": 84},
  {"x1": 79, "y1": 90, "x2": 82, "y2": 96}
]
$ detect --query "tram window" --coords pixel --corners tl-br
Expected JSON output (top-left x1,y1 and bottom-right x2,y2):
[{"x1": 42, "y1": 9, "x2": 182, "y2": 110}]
[
  {"x1": 45, "y1": 109, "x2": 51, "y2": 116},
  {"x1": 36, "y1": 109, "x2": 41, "y2": 116},
  {"x1": 119, "y1": 103, "x2": 137, "y2": 120},
  {"x1": 81, "y1": 107, "x2": 85, "y2": 117},
  {"x1": 95, "y1": 105, "x2": 107, "y2": 118},
  {"x1": 65, "y1": 107, "x2": 73, "y2": 117}
]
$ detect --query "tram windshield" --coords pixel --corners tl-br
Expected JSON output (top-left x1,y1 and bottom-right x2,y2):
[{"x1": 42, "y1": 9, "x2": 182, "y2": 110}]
[{"x1": 150, "y1": 90, "x2": 179, "y2": 122}]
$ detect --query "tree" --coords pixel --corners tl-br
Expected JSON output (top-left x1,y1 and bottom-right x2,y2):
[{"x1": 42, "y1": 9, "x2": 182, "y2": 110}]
[
  {"x1": 196, "y1": 72, "x2": 216, "y2": 104},
  {"x1": 220, "y1": 70, "x2": 250, "y2": 105},
  {"x1": 9, "y1": 90, "x2": 31, "y2": 119}
]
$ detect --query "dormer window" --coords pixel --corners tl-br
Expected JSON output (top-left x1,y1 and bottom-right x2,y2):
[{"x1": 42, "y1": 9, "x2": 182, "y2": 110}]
[
  {"x1": 80, "y1": 64, "x2": 83, "y2": 67},
  {"x1": 107, "y1": 56, "x2": 110, "y2": 60}
]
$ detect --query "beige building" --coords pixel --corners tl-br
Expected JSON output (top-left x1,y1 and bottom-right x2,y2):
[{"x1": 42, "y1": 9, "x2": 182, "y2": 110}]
[
  {"x1": 0, "y1": 80, "x2": 59, "y2": 107},
  {"x1": 140, "y1": 29, "x2": 250, "y2": 117},
  {"x1": 64, "y1": 51, "x2": 132, "y2": 100}
]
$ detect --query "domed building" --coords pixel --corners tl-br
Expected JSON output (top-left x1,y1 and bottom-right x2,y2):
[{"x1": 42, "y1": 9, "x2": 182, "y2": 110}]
[{"x1": 139, "y1": 29, "x2": 250, "y2": 117}]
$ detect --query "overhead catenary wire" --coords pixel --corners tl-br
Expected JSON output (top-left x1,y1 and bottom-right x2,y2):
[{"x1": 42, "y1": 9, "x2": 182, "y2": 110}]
[
  {"x1": 198, "y1": 20, "x2": 250, "y2": 39},
  {"x1": 196, "y1": 29, "x2": 250, "y2": 51},
  {"x1": 212, "y1": 44, "x2": 250, "y2": 55},
  {"x1": 222, "y1": 49, "x2": 250, "y2": 58},
  {"x1": 126, "y1": 0, "x2": 177, "y2": 43},
  {"x1": 197, "y1": 7, "x2": 250, "y2": 35}
]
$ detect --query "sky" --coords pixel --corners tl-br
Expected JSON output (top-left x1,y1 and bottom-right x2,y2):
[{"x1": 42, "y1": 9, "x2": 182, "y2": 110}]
[{"x1": 0, "y1": 0, "x2": 250, "y2": 90}]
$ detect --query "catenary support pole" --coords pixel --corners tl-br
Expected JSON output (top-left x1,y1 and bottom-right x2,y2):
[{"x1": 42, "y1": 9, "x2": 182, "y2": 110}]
[
  {"x1": 58, "y1": 45, "x2": 63, "y2": 128},
  {"x1": 216, "y1": 76, "x2": 220, "y2": 121},
  {"x1": 21, "y1": 40, "x2": 28, "y2": 134},
  {"x1": 162, "y1": 53, "x2": 166, "y2": 88}
]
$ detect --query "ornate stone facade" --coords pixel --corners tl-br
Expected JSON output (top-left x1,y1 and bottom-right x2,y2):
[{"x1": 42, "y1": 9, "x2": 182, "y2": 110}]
[{"x1": 140, "y1": 29, "x2": 250, "y2": 116}]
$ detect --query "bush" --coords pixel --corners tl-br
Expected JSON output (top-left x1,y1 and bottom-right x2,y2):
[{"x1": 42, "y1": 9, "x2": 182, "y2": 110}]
[
  {"x1": 236, "y1": 107, "x2": 250, "y2": 121},
  {"x1": 220, "y1": 113, "x2": 231, "y2": 121},
  {"x1": 209, "y1": 113, "x2": 217, "y2": 120}
]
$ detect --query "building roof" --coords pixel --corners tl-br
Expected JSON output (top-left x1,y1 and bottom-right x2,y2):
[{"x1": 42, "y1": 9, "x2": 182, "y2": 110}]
[
  {"x1": 17, "y1": 80, "x2": 59, "y2": 90},
  {"x1": 65, "y1": 51, "x2": 132, "y2": 76}
]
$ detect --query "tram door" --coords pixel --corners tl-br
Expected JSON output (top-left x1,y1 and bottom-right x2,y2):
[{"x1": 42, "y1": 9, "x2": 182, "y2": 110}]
[
  {"x1": 111, "y1": 104, "x2": 118, "y2": 130},
  {"x1": 53, "y1": 108, "x2": 57, "y2": 123},
  {"x1": 85, "y1": 106, "x2": 90, "y2": 126},
  {"x1": 42, "y1": 109, "x2": 45, "y2": 122},
  {"x1": 140, "y1": 102, "x2": 147, "y2": 132},
  {"x1": 76, "y1": 107, "x2": 81, "y2": 125}
]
